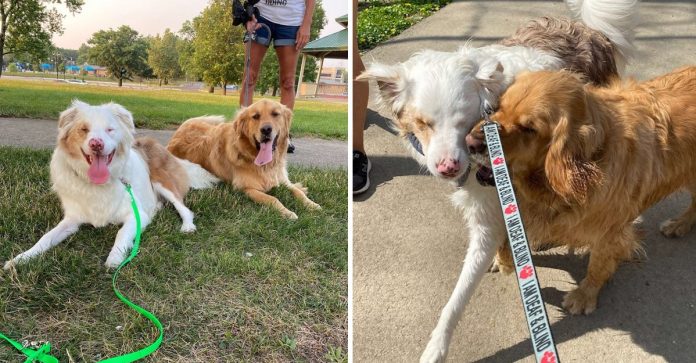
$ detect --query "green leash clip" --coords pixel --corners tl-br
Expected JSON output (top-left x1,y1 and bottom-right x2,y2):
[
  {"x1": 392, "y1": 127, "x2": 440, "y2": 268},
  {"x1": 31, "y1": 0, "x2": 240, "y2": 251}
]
[{"x1": 1, "y1": 182, "x2": 163, "y2": 362}]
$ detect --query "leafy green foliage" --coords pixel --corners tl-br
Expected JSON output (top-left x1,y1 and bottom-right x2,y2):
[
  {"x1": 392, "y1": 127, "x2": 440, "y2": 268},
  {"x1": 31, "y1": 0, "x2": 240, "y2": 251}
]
[
  {"x1": 86, "y1": 25, "x2": 151, "y2": 87},
  {"x1": 0, "y1": 0, "x2": 84, "y2": 77},
  {"x1": 147, "y1": 29, "x2": 182, "y2": 85},
  {"x1": 357, "y1": 0, "x2": 449, "y2": 50},
  {"x1": 190, "y1": 0, "x2": 245, "y2": 94},
  {"x1": 176, "y1": 20, "x2": 198, "y2": 81}
]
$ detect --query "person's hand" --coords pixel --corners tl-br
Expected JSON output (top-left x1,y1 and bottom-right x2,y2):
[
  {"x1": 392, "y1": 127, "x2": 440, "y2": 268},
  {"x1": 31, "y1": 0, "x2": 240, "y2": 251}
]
[
  {"x1": 246, "y1": 15, "x2": 261, "y2": 33},
  {"x1": 295, "y1": 22, "x2": 310, "y2": 50}
]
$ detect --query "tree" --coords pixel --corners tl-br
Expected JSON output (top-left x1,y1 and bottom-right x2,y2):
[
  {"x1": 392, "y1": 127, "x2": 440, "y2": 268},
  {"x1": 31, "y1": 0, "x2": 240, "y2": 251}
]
[
  {"x1": 256, "y1": 0, "x2": 327, "y2": 95},
  {"x1": 148, "y1": 29, "x2": 181, "y2": 86},
  {"x1": 190, "y1": 0, "x2": 245, "y2": 95},
  {"x1": 86, "y1": 25, "x2": 150, "y2": 87},
  {"x1": 76, "y1": 43, "x2": 90, "y2": 64},
  {"x1": 176, "y1": 20, "x2": 198, "y2": 82},
  {"x1": 0, "y1": 0, "x2": 84, "y2": 78}
]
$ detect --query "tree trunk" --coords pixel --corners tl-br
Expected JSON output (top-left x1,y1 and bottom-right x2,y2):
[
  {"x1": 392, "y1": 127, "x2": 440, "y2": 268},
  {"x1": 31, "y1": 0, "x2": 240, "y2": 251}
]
[
  {"x1": 0, "y1": 28, "x2": 5, "y2": 79},
  {"x1": 159, "y1": 78, "x2": 162, "y2": 87},
  {"x1": 118, "y1": 77, "x2": 123, "y2": 87},
  {"x1": 164, "y1": 78, "x2": 168, "y2": 85},
  {"x1": 208, "y1": 86, "x2": 214, "y2": 93},
  {"x1": 223, "y1": 82, "x2": 227, "y2": 96},
  {"x1": 272, "y1": 87, "x2": 278, "y2": 97}
]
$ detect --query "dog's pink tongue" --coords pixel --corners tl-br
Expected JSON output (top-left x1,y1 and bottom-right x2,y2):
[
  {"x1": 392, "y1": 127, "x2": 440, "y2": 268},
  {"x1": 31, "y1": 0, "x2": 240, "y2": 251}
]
[
  {"x1": 254, "y1": 141, "x2": 273, "y2": 166},
  {"x1": 255, "y1": 141, "x2": 273, "y2": 166},
  {"x1": 87, "y1": 155, "x2": 110, "y2": 184}
]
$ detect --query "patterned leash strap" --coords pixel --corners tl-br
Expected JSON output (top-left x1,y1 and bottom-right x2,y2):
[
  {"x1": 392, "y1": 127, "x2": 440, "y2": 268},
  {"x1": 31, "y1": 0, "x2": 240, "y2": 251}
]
[
  {"x1": 0, "y1": 183, "x2": 162, "y2": 362},
  {"x1": 482, "y1": 120, "x2": 560, "y2": 363}
]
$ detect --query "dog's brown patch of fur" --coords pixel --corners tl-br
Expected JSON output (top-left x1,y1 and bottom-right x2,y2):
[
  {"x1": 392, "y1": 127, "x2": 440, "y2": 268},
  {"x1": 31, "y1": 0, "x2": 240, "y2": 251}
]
[
  {"x1": 134, "y1": 137, "x2": 189, "y2": 200},
  {"x1": 469, "y1": 67, "x2": 696, "y2": 314},
  {"x1": 501, "y1": 17, "x2": 620, "y2": 85}
]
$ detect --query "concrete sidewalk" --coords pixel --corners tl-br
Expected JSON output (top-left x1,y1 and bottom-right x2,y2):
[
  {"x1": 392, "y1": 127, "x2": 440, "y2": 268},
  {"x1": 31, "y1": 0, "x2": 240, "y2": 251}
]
[
  {"x1": 354, "y1": 1, "x2": 696, "y2": 362},
  {"x1": 0, "y1": 118, "x2": 347, "y2": 169}
]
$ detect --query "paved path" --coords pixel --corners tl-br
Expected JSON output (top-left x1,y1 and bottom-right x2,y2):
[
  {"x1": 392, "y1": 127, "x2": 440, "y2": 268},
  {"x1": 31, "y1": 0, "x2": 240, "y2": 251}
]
[
  {"x1": 354, "y1": 1, "x2": 696, "y2": 362},
  {"x1": 0, "y1": 118, "x2": 346, "y2": 169}
]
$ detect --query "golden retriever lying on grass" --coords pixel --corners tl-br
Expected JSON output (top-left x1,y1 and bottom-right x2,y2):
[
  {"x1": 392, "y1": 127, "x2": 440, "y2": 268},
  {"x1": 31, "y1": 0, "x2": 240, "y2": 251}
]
[
  {"x1": 167, "y1": 99, "x2": 321, "y2": 219},
  {"x1": 467, "y1": 67, "x2": 696, "y2": 315}
]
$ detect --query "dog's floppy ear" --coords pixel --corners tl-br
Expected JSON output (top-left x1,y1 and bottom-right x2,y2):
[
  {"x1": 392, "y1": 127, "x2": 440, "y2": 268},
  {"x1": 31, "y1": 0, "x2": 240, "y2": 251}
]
[
  {"x1": 107, "y1": 102, "x2": 135, "y2": 135},
  {"x1": 356, "y1": 63, "x2": 408, "y2": 116},
  {"x1": 58, "y1": 100, "x2": 85, "y2": 129},
  {"x1": 281, "y1": 104, "x2": 293, "y2": 135},
  {"x1": 475, "y1": 60, "x2": 506, "y2": 96},
  {"x1": 544, "y1": 89, "x2": 603, "y2": 204}
]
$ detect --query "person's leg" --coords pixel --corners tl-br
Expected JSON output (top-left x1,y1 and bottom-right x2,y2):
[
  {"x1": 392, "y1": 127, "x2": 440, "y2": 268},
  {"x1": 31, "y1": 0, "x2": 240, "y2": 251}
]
[
  {"x1": 275, "y1": 45, "x2": 300, "y2": 110},
  {"x1": 353, "y1": 0, "x2": 371, "y2": 194},
  {"x1": 353, "y1": 7, "x2": 368, "y2": 153},
  {"x1": 239, "y1": 41, "x2": 269, "y2": 107},
  {"x1": 275, "y1": 44, "x2": 300, "y2": 152}
]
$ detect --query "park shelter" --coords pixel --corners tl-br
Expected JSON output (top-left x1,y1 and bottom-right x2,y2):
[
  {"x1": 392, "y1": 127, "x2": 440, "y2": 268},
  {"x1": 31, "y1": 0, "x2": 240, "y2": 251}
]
[{"x1": 297, "y1": 14, "x2": 348, "y2": 97}]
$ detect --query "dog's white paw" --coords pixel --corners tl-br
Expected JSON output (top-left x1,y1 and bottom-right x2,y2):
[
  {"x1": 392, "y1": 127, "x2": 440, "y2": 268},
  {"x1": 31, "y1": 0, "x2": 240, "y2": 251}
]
[
  {"x1": 180, "y1": 223, "x2": 197, "y2": 233},
  {"x1": 286, "y1": 211, "x2": 298, "y2": 220},
  {"x1": 660, "y1": 218, "x2": 692, "y2": 238},
  {"x1": 3, "y1": 259, "x2": 15, "y2": 271},
  {"x1": 306, "y1": 201, "x2": 322, "y2": 210},
  {"x1": 104, "y1": 255, "x2": 125, "y2": 269},
  {"x1": 420, "y1": 335, "x2": 449, "y2": 363}
]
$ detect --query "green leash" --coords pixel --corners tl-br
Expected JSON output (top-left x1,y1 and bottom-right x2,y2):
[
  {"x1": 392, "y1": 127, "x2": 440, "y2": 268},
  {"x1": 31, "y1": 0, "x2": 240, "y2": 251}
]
[{"x1": 1, "y1": 182, "x2": 163, "y2": 362}]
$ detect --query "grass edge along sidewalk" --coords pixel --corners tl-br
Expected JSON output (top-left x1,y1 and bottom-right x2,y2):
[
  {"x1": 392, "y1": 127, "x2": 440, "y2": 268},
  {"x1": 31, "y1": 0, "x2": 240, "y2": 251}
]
[
  {"x1": 0, "y1": 147, "x2": 348, "y2": 362},
  {"x1": 0, "y1": 78, "x2": 347, "y2": 140}
]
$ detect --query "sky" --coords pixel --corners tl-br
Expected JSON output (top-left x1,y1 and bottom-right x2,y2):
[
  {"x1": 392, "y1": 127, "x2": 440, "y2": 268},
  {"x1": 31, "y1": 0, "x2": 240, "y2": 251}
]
[{"x1": 53, "y1": 0, "x2": 348, "y2": 67}]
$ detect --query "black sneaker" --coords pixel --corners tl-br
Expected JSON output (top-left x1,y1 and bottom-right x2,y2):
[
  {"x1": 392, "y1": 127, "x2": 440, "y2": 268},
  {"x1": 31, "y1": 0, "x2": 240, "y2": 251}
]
[
  {"x1": 353, "y1": 150, "x2": 371, "y2": 194},
  {"x1": 287, "y1": 135, "x2": 295, "y2": 153}
]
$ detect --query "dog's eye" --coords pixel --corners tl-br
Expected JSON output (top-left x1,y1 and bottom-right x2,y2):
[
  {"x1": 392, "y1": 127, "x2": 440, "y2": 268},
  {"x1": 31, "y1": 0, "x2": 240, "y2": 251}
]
[
  {"x1": 271, "y1": 111, "x2": 280, "y2": 117},
  {"x1": 519, "y1": 125, "x2": 535, "y2": 134},
  {"x1": 252, "y1": 113, "x2": 260, "y2": 120},
  {"x1": 80, "y1": 127, "x2": 89, "y2": 133},
  {"x1": 107, "y1": 128, "x2": 115, "y2": 133}
]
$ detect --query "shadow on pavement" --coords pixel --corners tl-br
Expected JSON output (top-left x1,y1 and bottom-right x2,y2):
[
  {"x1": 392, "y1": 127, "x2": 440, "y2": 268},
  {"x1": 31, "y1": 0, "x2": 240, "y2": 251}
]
[
  {"x1": 354, "y1": 155, "x2": 427, "y2": 201},
  {"x1": 476, "y1": 200, "x2": 696, "y2": 362}
]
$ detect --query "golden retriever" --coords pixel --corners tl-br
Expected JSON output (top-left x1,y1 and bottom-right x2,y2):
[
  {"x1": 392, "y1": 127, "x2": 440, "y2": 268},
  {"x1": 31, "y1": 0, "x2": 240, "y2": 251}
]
[
  {"x1": 466, "y1": 67, "x2": 696, "y2": 315},
  {"x1": 167, "y1": 99, "x2": 321, "y2": 219}
]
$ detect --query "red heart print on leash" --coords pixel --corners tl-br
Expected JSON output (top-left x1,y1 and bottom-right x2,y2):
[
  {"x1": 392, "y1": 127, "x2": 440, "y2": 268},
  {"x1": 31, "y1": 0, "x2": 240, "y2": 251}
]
[
  {"x1": 493, "y1": 157, "x2": 504, "y2": 166},
  {"x1": 541, "y1": 351, "x2": 556, "y2": 363},
  {"x1": 504, "y1": 204, "x2": 517, "y2": 215},
  {"x1": 519, "y1": 265, "x2": 534, "y2": 279}
]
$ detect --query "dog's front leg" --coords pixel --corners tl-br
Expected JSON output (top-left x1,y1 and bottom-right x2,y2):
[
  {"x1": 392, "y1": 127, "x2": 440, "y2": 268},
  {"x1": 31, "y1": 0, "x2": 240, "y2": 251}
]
[
  {"x1": 421, "y1": 224, "x2": 504, "y2": 363},
  {"x1": 4, "y1": 218, "x2": 81, "y2": 270},
  {"x1": 105, "y1": 216, "x2": 139, "y2": 269},
  {"x1": 244, "y1": 188, "x2": 298, "y2": 219},
  {"x1": 286, "y1": 182, "x2": 321, "y2": 210}
]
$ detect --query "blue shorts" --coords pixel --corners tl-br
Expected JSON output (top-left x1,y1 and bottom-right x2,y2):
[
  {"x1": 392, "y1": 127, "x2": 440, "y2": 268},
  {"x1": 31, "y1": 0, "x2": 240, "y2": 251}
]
[{"x1": 254, "y1": 15, "x2": 299, "y2": 47}]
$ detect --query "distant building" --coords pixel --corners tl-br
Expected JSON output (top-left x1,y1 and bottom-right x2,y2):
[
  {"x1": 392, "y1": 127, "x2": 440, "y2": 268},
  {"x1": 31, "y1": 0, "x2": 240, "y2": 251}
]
[{"x1": 318, "y1": 67, "x2": 347, "y2": 84}]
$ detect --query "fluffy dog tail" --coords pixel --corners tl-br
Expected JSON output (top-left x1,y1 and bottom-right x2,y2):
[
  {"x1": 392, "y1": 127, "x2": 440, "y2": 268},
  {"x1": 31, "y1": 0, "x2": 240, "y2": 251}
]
[
  {"x1": 181, "y1": 115, "x2": 226, "y2": 126},
  {"x1": 177, "y1": 158, "x2": 220, "y2": 189},
  {"x1": 566, "y1": 0, "x2": 638, "y2": 61}
]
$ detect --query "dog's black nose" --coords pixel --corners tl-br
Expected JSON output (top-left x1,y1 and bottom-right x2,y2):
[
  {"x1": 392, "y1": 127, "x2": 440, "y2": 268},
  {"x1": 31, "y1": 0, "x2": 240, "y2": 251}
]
[{"x1": 261, "y1": 125, "x2": 273, "y2": 136}]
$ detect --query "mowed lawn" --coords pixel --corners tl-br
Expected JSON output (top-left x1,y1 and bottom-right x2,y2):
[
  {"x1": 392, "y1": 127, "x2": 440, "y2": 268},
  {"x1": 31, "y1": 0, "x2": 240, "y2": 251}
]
[
  {"x1": 0, "y1": 78, "x2": 347, "y2": 139},
  {"x1": 0, "y1": 147, "x2": 347, "y2": 362}
]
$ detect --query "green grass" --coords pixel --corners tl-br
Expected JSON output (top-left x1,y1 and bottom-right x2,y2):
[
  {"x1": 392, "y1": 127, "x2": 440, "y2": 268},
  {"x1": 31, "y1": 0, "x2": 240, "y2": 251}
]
[
  {"x1": 0, "y1": 147, "x2": 347, "y2": 362},
  {"x1": 0, "y1": 78, "x2": 347, "y2": 139},
  {"x1": 358, "y1": 0, "x2": 452, "y2": 51}
]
